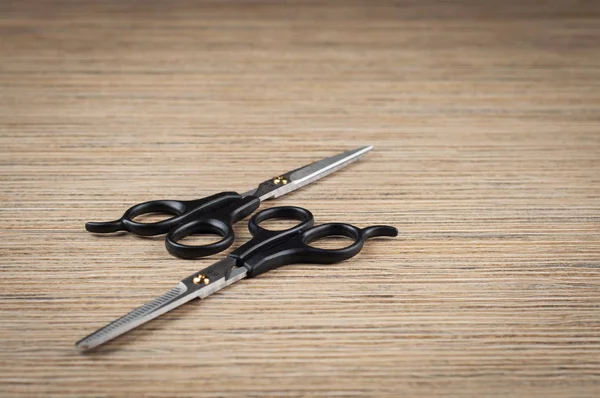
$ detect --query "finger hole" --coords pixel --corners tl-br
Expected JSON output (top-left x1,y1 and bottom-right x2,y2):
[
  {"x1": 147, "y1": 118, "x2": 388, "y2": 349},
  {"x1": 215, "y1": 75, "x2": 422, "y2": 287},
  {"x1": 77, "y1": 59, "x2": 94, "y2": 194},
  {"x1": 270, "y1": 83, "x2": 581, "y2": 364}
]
[
  {"x1": 177, "y1": 231, "x2": 225, "y2": 246},
  {"x1": 249, "y1": 206, "x2": 313, "y2": 236},
  {"x1": 132, "y1": 212, "x2": 176, "y2": 223},
  {"x1": 126, "y1": 200, "x2": 186, "y2": 223},
  {"x1": 258, "y1": 217, "x2": 304, "y2": 231},
  {"x1": 307, "y1": 235, "x2": 356, "y2": 250}
]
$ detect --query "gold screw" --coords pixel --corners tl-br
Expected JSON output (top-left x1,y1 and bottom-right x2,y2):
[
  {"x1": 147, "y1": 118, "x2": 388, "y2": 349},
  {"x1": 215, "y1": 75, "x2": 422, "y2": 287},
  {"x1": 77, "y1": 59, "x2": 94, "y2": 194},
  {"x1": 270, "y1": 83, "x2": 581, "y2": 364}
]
[
  {"x1": 273, "y1": 176, "x2": 288, "y2": 185},
  {"x1": 193, "y1": 274, "x2": 210, "y2": 285}
]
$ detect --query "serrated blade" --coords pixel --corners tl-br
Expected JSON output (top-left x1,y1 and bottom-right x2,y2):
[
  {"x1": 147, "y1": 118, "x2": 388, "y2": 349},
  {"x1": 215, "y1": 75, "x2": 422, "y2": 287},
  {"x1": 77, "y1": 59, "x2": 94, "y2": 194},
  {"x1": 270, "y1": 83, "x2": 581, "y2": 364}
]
[
  {"x1": 75, "y1": 282, "x2": 191, "y2": 351},
  {"x1": 76, "y1": 258, "x2": 247, "y2": 352}
]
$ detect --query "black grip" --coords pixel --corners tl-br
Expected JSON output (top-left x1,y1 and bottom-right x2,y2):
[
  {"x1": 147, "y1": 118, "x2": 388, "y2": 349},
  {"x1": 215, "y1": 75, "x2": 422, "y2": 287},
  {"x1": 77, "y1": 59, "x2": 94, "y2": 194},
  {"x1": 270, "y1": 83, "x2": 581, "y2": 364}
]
[
  {"x1": 164, "y1": 218, "x2": 234, "y2": 259},
  {"x1": 85, "y1": 219, "x2": 124, "y2": 234},
  {"x1": 243, "y1": 223, "x2": 398, "y2": 277},
  {"x1": 85, "y1": 192, "x2": 241, "y2": 236},
  {"x1": 229, "y1": 206, "x2": 314, "y2": 262},
  {"x1": 165, "y1": 195, "x2": 261, "y2": 259}
]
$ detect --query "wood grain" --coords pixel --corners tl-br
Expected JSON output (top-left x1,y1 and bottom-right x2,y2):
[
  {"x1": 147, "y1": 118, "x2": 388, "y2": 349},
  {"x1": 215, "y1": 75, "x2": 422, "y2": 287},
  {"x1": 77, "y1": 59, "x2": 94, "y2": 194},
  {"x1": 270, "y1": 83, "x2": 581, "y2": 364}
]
[{"x1": 1, "y1": 1, "x2": 599, "y2": 396}]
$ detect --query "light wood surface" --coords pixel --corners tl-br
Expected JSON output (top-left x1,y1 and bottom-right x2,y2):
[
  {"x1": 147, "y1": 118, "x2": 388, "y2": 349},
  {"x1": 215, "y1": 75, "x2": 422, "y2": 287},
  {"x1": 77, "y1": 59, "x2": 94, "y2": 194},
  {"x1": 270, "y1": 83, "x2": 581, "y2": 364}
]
[{"x1": 1, "y1": 1, "x2": 599, "y2": 397}]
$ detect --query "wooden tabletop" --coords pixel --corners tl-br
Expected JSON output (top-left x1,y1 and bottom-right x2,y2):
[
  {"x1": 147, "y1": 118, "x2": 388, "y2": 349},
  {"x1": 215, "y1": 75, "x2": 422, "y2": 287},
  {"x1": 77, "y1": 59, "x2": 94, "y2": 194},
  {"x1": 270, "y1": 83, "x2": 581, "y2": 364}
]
[{"x1": 1, "y1": 1, "x2": 599, "y2": 397}]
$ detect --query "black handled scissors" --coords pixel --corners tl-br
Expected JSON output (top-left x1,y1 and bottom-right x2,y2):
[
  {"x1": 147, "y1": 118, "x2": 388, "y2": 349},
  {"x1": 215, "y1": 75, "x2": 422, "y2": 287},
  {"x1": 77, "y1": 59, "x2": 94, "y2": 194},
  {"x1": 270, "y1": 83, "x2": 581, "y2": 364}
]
[
  {"x1": 76, "y1": 206, "x2": 397, "y2": 351},
  {"x1": 86, "y1": 146, "x2": 373, "y2": 259}
]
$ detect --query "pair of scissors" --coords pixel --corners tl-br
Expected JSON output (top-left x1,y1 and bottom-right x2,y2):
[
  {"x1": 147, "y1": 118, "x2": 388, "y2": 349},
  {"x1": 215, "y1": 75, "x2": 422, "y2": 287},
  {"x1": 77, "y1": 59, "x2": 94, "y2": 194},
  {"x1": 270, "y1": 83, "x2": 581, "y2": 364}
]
[
  {"x1": 76, "y1": 205, "x2": 397, "y2": 351},
  {"x1": 86, "y1": 146, "x2": 373, "y2": 259}
]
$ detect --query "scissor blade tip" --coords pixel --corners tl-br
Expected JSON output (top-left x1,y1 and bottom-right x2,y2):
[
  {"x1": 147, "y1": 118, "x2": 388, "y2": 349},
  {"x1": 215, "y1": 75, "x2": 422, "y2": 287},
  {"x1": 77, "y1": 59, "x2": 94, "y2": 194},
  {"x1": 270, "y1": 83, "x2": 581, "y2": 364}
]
[
  {"x1": 75, "y1": 342, "x2": 90, "y2": 352},
  {"x1": 354, "y1": 145, "x2": 373, "y2": 153}
]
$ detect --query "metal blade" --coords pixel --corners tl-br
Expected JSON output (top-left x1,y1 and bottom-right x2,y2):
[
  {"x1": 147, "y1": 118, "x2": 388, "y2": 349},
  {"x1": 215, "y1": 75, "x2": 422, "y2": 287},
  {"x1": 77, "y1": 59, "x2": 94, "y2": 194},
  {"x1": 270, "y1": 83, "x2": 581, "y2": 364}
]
[
  {"x1": 243, "y1": 146, "x2": 373, "y2": 201},
  {"x1": 75, "y1": 258, "x2": 247, "y2": 352}
]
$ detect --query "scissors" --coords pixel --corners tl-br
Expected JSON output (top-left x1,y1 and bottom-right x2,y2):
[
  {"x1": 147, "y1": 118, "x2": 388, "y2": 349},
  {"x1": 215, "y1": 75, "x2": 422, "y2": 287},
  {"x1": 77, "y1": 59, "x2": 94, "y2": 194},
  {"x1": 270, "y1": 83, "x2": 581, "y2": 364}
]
[
  {"x1": 86, "y1": 146, "x2": 373, "y2": 259},
  {"x1": 76, "y1": 205, "x2": 397, "y2": 351}
]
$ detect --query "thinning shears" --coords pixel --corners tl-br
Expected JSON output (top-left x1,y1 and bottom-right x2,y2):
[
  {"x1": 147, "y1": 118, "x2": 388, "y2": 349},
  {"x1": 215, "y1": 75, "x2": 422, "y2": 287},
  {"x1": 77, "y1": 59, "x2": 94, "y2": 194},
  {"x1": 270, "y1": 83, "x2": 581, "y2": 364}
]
[
  {"x1": 76, "y1": 205, "x2": 397, "y2": 351},
  {"x1": 86, "y1": 146, "x2": 373, "y2": 259}
]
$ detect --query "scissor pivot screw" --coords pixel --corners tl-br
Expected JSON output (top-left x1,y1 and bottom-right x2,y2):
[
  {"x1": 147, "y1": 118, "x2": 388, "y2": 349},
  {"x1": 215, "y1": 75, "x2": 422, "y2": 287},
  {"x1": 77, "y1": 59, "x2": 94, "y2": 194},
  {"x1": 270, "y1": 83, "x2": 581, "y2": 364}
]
[
  {"x1": 193, "y1": 274, "x2": 210, "y2": 285},
  {"x1": 273, "y1": 176, "x2": 288, "y2": 185}
]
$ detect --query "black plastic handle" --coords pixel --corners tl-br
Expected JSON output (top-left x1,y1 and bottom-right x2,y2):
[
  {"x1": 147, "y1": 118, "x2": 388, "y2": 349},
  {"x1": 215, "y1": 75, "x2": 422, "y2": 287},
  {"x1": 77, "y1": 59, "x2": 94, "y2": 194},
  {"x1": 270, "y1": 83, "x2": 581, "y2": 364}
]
[
  {"x1": 85, "y1": 192, "x2": 242, "y2": 236},
  {"x1": 229, "y1": 206, "x2": 315, "y2": 263},
  {"x1": 165, "y1": 195, "x2": 261, "y2": 259},
  {"x1": 242, "y1": 221, "x2": 398, "y2": 277}
]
